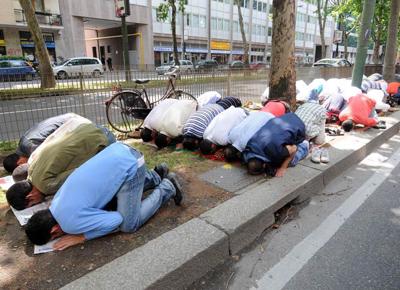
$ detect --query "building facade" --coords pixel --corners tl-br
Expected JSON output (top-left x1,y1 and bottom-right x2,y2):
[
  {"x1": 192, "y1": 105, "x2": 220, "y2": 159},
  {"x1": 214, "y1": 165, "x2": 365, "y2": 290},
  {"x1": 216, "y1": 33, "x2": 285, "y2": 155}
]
[
  {"x1": 152, "y1": 0, "x2": 336, "y2": 66},
  {"x1": 0, "y1": 0, "x2": 63, "y2": 62},
  {"x1": 0, "y1": 0, "x2": 337, "y2": 67}
]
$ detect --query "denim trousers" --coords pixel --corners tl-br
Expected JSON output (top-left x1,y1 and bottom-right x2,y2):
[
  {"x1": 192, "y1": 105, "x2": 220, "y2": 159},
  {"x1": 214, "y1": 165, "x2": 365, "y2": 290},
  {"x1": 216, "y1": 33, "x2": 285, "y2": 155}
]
[
  {"x1": 117, "y1": 147, "x2": 176, "y2": 233},
  {"x1": 290, "y1": 140, "x2": 310, "y2": 167}
]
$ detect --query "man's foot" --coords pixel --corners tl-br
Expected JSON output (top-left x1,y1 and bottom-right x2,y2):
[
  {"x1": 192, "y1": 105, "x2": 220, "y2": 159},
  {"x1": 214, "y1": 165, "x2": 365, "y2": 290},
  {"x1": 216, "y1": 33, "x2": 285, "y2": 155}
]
[
  {"x1": 166, "y1": 173, "x2": 184, "y2": 206},
  {"x1": 154, "y1": 163, "x2": 169, "y2": 179}
]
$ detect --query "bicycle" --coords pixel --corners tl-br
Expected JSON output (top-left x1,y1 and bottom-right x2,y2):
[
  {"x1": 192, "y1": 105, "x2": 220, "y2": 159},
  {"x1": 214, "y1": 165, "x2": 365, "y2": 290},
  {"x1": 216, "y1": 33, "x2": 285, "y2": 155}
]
[{"x1": 105, "y1": 67, "x2": 197, "y2": 133}]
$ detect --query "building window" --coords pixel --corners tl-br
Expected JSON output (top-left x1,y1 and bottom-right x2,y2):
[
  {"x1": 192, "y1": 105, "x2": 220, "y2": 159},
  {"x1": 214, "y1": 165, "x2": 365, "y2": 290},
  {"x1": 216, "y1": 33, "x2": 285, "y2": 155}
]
[{"x1": 199, "y1": 15, "x2": 206, "y2": 28}]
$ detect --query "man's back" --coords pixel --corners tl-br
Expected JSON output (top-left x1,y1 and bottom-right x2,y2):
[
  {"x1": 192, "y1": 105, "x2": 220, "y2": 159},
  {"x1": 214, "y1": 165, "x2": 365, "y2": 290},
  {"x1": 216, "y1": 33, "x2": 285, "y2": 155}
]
[
  {"x1": 229, "y1": 111, "x2": 274, "y2": 152},
  {"x1": 29, "y1": 123, "x2": 110, "y2": 195},
  {"x1": 159, "y1": 100, "x2": 197, "y2": 137},
  {"x1": 183, "y1": 104, "x2": 225, "y2": 138},
  {"x1": 17, "y1": 113, "x2": 77, "y2": 157},
  {"x1": 203, "y1": 106, "x2": 248, "y2": 146},
  {"x1": 50, "y1": 143, "x2": 138, "y2": 239},
  {"x1": 245, "y1": 113, "x2": 305, "y2": 165}
]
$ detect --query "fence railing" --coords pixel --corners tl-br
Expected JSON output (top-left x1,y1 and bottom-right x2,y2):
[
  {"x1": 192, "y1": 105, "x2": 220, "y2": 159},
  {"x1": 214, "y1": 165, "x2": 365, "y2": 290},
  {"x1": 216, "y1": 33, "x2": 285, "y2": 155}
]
[{"x1": 0, "y1": 66, "x2": 362, "y2": 143}]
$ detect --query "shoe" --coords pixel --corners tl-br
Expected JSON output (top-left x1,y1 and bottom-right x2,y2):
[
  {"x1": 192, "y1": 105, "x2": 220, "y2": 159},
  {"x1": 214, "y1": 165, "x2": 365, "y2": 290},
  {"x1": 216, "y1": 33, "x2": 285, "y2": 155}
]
[
  {"x1": 311, "y1": 148, "x2": 321, "y2": 163},
  {"x1": 373, "y1": 120, "x2": 386, "y2": 129},
  {"x1": 154, "y1": 163, "x2": 169, "y2": 179},
  {"x1": 320, "y1": 148, "x2": 330, "y2": 163},
  {"x1": 166, "y1": 173, "x2": 184, "y2": 206}
]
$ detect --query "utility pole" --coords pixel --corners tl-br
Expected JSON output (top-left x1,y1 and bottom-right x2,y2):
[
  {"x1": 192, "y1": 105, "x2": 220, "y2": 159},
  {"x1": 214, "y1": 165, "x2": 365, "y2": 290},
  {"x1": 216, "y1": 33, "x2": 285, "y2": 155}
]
[
  {"x1": 207, "y1": 0, "x2": 211, "y2": 59},
  {"x1": 351, "y1": 0, "x2": 376, "y2": 88},
  {"x1": 181, "y1": 11, "x2": 185, "y2": 60},
  {"x1": 120, "y1": 0, "x2": 131, "y2": 81}
]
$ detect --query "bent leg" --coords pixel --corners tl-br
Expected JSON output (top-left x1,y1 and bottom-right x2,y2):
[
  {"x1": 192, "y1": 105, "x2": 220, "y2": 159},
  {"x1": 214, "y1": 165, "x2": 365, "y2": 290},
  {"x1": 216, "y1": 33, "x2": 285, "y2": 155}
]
[
  {"x1": 290, "y1": 140, "x2": 310, "y2": 167},
  {"x1": 143, "y1": 169, "x2": 161, "y2": 191},
  {"x1": 136, "y1": 179, "x2": 176, "y2": 229}
]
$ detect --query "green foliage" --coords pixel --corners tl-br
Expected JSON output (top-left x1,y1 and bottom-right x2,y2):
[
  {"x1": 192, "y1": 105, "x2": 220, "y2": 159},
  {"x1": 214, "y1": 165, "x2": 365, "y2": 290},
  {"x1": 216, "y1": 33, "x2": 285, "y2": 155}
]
[{"x1": 156, "y1": 0, "x2": 186, "y2": 22}]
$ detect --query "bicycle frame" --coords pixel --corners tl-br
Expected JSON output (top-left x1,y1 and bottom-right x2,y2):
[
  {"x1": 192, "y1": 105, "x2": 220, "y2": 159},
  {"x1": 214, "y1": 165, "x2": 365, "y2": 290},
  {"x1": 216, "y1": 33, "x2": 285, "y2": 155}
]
[{"x1": 134, "y1": 75, "x2": 177, "y2": 109}]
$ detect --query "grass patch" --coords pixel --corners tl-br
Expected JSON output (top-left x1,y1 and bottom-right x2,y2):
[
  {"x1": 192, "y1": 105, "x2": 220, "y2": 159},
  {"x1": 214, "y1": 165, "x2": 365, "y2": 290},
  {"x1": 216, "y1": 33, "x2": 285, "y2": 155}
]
[
  {"x1": 0, "y1": 140, "x2": 17, "y2": 152},
  {"x1": 125, "y1": 140, "x2": 208, "y2": 171}
]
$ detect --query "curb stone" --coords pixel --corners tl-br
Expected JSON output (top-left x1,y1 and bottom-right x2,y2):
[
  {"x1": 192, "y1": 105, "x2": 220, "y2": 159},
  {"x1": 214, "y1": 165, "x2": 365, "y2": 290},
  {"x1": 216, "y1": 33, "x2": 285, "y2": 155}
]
[{"x1": 62, "y1": 111, "x2": 400, "y2": 290}]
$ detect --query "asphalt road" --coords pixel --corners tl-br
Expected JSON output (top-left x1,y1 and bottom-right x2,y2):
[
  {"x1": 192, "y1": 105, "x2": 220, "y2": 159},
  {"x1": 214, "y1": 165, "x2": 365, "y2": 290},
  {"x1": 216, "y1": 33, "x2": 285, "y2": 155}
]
[{"x1": 189, "y1": 135, "x2": 400, "y2": 290}]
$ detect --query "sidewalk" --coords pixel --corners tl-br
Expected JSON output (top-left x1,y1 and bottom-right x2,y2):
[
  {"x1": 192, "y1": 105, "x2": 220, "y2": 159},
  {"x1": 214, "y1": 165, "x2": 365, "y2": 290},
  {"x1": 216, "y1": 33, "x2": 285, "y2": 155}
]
[{"x1": 62, "y1": 111, "x2": 400, "y2": 290}]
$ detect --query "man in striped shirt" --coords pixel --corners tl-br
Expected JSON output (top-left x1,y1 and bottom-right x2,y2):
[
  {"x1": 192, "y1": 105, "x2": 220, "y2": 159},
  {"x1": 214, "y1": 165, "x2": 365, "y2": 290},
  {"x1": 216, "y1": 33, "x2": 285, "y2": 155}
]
[{"x1": 182, "y1": 103, "x2": 225, "y2": 150}]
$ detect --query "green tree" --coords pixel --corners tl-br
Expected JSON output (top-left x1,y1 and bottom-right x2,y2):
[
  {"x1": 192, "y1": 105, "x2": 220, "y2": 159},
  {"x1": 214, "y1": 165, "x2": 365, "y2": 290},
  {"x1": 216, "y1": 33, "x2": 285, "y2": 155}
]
[
  {"x1": 234, "y1": 0, "x2": 249, "y2": 65},
  {"x1": 383, "y1": 0, "x2": 400, "y2": 81},
  {"x1": 19, "y1": 0, "x2": 55, "y2": 88},
  {"x1": 268, "y1": 0, "x2": 296, "y2": 107},
  {"x1": 157, "y1": 0, "x2": 187, "y2": 64}
]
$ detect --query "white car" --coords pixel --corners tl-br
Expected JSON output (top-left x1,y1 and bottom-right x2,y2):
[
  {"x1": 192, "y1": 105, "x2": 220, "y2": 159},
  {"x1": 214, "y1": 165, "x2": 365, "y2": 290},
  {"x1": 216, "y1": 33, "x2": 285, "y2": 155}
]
[
  {"x1": 53, "y1": 57, "x2": 104, "y2": 79},
  {"x1": 312, "y1": 58, "x2": 352, "y2": 67},
  {"x1": 156, "y1": 60, "x2": 194, "y2": 75}
]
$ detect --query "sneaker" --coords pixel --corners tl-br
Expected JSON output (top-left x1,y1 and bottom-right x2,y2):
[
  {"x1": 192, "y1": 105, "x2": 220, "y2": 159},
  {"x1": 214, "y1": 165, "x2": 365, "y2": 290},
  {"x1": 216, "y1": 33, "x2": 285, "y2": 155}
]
[
  {"x1": 166, "y1": 173, "x2": 184, "y2": 206},
  {"x1": 311, "y1": 148, "x2": 321, "y2": 163},
  {"x1": 320, "y1": 148, "x2": 330, "y2": 163},
  {"x1": 154, "y1": 163, "x2": 169, "y2": 179}
]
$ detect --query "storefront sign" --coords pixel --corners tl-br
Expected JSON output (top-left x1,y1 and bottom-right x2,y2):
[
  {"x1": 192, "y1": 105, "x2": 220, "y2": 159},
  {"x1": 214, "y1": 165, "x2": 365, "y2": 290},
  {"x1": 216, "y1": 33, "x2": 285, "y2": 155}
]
[
  {"x1": 20, "y1": 41, "x2": 55, "y2": 48},
  {"x1": 0, "y1": 39, "x2": 5, "y2": 46},
  {"x1": 210, "y1": 41, "x2": 231, "y2": 51}
]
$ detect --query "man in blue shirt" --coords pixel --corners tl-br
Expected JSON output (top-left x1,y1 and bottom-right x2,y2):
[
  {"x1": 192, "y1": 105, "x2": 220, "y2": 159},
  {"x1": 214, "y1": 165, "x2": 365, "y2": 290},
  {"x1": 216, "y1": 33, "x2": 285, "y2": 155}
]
[
  {"x1": 243, "y1": 113, "x2": 309, "y2": 177},
  {"x1": 24, "y1": 142, "x2": 183, "y2": 250}
]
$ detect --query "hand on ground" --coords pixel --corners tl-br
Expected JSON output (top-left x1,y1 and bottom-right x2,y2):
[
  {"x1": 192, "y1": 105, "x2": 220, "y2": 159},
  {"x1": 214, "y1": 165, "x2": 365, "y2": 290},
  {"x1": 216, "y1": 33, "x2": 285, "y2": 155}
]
[{"x1": 53, "y1": 234, "x2": 85, "y2": 251}]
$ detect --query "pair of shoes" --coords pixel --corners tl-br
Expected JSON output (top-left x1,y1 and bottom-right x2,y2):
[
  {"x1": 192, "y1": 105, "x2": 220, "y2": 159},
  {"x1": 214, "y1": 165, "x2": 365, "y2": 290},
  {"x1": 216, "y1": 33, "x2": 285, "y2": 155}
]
[
  {"x1": 154, "y1": 162, "x2": 169, "y2": 179},
  {"x1": 311, "y1": 148, "x2": 330, "y2": 164},
  {"x1": 166, "y1": 173, "x2": 184, "y2": 206}
]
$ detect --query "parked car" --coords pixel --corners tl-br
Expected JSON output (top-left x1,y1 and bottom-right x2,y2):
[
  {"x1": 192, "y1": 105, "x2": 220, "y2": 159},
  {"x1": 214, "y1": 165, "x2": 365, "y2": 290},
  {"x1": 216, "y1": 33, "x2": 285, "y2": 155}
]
[
  {"x1": 250, "y1": 62, "x2": 267, "y2": 70},
  {"x1": 155, "y1": 60, "x2": 194, "y2": 75},
  {"x1": 312, "y1": 58, "x2": 352, "y2": 67},
  {"x1": 0, "y1": 60, "x2": 37, "y2": 81},
  {"x1": 195, "y1": 59, "x2": 219, "y2": 70},
  {"x1": 53, "y1": 57, "x2": 104, "y2": 79},
  {"x1": 229, "y1": 60, "x2": 247, "y2": 69}
]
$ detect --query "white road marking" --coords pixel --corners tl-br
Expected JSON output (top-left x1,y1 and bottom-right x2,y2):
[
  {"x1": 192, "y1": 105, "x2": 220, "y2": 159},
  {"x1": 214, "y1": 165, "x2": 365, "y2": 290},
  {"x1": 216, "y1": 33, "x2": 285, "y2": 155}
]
[{"x1": 251, "y1": 146, "x2": 400, "y2": 290}]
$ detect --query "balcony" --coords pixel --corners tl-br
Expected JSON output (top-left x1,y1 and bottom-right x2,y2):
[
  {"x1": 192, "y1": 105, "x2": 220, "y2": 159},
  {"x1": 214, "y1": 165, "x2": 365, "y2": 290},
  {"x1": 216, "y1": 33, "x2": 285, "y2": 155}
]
[{"x1": 14, "y1": 9, "x2": 62, "y2": 27}]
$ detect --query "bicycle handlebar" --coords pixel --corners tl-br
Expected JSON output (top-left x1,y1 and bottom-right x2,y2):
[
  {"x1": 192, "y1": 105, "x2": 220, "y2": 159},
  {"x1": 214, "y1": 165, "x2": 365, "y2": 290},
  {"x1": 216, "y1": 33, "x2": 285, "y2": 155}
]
[{"x1": 164, "y1": 66, "x2": 180, "y2": 77}]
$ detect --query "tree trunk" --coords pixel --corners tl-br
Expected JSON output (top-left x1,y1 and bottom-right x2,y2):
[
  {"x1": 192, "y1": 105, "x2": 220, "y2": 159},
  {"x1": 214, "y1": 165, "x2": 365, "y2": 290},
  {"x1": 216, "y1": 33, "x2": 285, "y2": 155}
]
[
  {"x1": 344, "y1": 32, "x2": 349, "y2": 60},
  {"x1": 170, "y1": 0, "x2": 179, "y2": 64},
  {"x1": 352, "y1": 0, "x2": 377, "y2": 88},
  {"x1": 19, "y1": 0, "x2": 55, "y2": 88},
  {"x1": 236, "y1": 0, "x2": 249, "y2": 64},
  {"x1": 372, "y1": 28, "x2": 382, "y2": 64},
  {"x1": 316, "y1": 0, "x2": 328, "y2": 59},
  {"x1": 269, "y1": 0, "x2": 296, "y2": 108},
  {"x1": 383, "y1": 0, "x2": 400, "y2": 82}
]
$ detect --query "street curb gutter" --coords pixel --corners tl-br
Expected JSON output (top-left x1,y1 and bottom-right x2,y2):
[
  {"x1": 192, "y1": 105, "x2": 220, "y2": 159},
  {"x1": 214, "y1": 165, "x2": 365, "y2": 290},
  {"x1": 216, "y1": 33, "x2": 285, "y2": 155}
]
[{"x1": 62, "y1": 111, "x2": 400, "y2": 290}]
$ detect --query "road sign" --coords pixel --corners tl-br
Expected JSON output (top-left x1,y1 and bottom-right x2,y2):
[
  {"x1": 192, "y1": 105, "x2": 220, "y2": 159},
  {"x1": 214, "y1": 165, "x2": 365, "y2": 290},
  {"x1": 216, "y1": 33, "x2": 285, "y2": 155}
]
[{"x1": 333, "y1": 30, "x2": 343, "y2": 44}]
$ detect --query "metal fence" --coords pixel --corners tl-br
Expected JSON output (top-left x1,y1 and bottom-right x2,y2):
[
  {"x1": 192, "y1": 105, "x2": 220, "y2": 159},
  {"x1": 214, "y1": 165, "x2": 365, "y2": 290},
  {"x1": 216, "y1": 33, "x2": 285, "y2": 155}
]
[{"x1": 0, "y1": 66, "x2": 355, "y2": 142}]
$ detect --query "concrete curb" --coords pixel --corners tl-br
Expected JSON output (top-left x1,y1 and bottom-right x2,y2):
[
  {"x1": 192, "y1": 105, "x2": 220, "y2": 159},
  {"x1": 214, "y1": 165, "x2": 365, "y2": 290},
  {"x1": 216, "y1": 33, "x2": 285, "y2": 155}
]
[{"x1": 62, "y1": 111, "x2": 400, "y2": 290}]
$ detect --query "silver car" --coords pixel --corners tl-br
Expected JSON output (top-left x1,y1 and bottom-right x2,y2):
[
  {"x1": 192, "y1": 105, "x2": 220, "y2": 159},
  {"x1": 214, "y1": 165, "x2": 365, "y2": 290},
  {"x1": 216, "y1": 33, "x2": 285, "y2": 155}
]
[
  {"x1": 312, "y1": 58, "x2": 352, "y2": 67},
  {"x1": 156, "y1": 60, "x2": 194, "y2": 75}
]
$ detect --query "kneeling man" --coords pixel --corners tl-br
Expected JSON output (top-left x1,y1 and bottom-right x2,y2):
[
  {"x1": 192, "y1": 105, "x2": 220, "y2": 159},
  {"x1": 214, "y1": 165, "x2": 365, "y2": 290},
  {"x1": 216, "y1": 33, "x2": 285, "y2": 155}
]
[
  {"x1": 243, "y1": 113, "x2": 309, "y2": 177},
  {"x1": 25, "y1": 142, "x2": 183, "y2": 249}
]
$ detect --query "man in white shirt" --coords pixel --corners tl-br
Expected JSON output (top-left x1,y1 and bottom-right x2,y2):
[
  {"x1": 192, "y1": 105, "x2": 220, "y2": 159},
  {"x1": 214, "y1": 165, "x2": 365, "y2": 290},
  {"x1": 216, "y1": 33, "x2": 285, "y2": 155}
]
[
  {"x1": 199, "y1": 106, "x2": 248, "y2": 155},
  {"x1": 197, "y1": 91, "x2": 222, "y2": 108},
  {"x1": 155, "y1": 100, "x2": 198, "y2": 149},
  {"x1": 141, "y1": 99, "x2": 178, "y2": 142}
]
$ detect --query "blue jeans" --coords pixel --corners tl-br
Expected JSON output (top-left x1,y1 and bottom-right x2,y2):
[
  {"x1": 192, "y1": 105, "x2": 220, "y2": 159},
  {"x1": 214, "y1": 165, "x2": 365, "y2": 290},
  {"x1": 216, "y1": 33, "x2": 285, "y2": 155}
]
[
  {"x1": 97, "y1": 125, "x2": 117, "y2": 145},
  {"x1": 116, "y1": 148, "x2": 176, "y2": 233},
  {"x1": 290, "y1": 140, "x2": 310, "y2": 167}
]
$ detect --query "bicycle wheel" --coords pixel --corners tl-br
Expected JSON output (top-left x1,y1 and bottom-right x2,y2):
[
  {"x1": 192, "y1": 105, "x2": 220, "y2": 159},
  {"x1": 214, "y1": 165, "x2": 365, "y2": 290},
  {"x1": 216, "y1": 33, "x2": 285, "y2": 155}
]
[
  {"x1": 167, "y1": 90, "x2": 198, "y2": 109},
  {"x1": 106, "y1": 90, "x2": 150, "y2": 133}
]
